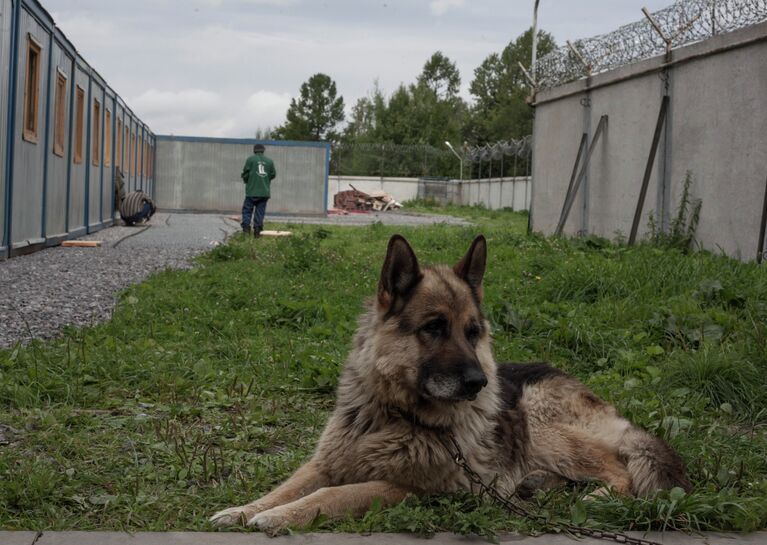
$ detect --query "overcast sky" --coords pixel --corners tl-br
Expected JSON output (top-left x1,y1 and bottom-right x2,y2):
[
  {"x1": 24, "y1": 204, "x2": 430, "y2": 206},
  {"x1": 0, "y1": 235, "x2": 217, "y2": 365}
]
[{"x1": 44, "y1": 0, "x2": 670, "y2": 138}]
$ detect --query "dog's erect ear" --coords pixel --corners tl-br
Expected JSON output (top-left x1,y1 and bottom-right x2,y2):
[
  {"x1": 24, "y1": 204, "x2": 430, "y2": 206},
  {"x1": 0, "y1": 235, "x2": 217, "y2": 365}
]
[
  {"x1": 378, "y1": 235, "x2": 422, "y2": 310},
  {"x1": 454, "y1": 235, "x2": 487, "y2": 302}
]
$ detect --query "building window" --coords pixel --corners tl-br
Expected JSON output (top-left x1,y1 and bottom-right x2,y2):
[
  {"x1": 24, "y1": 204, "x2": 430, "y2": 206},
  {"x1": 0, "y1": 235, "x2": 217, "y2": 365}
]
[
  {"x1": 116, "y1": 118, "x2": 122, "y2": 168},
  {"x1": 105, "y1": 110, "x2": 112, "y2": 167},
  {"x1": 74, "y1": 85, "x2": 85, "y2": 164},
  {"x1": 140, "y1": 136, "x2": 145, "y2": 176},
  {"x1": 92, "y1": 99, "x2": 101, "y2": 166},
  {"x1": 53, "y1": 71, "x2": 67, "y2": 157},
  {"x1": 124, "y1": 126, "x2": 130, "y2": 174},
  {"x1": 23, "y1": 35, "x2": 42, "y2": 143},
  {"x1": 131, "y1": 133, "x2": 136, "y2": 175}
]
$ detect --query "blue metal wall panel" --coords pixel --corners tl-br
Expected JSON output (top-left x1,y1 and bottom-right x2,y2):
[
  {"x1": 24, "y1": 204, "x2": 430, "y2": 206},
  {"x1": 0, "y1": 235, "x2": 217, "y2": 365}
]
[
  {"x1": 10, "y1": 7, "x2": 49, "y2": 250},
  {"x1": 1, "y1": 0, "x2": 153, "y2": 255},
  {"x1": 0, "y1": 0, "x2": 12, "y2": 255},
  {"x1": 45, "y1": 41, "x2": 73, "y2": 238}
]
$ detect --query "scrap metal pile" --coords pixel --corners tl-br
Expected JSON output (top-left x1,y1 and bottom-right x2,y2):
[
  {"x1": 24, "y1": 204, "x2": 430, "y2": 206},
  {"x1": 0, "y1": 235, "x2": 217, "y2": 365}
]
[{"x1": 333, "y1": 186, "x2": 403, "y2": 213}]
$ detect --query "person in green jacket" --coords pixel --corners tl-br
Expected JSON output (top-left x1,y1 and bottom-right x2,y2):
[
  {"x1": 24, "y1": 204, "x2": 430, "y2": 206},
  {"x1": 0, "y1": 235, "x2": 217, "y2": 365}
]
[{"x1": 241, "y1": 144, "x2": 276, "y2": 236}]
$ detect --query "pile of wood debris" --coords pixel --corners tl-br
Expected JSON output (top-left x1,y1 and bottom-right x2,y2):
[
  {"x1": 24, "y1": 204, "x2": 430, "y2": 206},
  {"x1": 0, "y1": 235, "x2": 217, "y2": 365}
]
[{"x1": 333, "y1": 186, "x2": 403, "y2": 213}]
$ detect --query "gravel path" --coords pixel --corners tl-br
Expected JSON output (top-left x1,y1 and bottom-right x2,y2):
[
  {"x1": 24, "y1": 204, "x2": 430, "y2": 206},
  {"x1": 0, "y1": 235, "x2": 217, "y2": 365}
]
[
  {"x1": 0, "y1": 210, "x2": 470, "y2": 348},
  {"x1": 0, "y1": 213, "x2": 238, "y2": 348}
]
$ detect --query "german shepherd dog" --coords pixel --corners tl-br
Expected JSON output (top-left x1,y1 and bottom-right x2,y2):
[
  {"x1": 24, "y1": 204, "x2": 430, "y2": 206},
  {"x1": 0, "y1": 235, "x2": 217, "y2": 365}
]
[{"x1": 211, "y1": 235, "x2": 691, "y2": 533}]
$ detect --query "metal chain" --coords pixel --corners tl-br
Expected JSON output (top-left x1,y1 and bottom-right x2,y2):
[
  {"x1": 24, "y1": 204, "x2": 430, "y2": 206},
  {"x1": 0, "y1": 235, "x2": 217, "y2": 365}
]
[{"x1": 444, "y1": 435, "x2": 663, "y2": 545}]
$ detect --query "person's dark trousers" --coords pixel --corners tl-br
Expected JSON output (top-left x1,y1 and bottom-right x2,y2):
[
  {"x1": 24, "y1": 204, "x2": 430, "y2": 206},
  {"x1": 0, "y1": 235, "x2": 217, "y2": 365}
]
[
  {"x1": 124, "y1": 201, "x2": 153, "y2": 226},
  {"x1": 241, "y1": 197, "x2": 269, "y2": 234}
]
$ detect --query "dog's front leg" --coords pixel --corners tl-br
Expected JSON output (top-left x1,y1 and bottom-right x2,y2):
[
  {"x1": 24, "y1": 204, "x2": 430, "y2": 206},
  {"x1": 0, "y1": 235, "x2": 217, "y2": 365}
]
[
  {"x1": 249, "y1": 480, "x2": 411, "y2": 535},
  {"x1": 210, "y1": 458, "x2": 328, "y2": 527}
]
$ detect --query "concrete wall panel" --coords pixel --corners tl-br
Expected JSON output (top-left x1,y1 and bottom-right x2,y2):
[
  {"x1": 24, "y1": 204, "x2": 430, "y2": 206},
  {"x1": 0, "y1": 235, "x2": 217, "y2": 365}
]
[
  {"x1": 586, "y1": 72, "x2": 664, "y2": 240},
  {"x1": 155, "y1": 137, "x2": 329, "y2": 216},
  {"x1": 531, "y1": 93, "x2": 586, "y2": 235},
  {"x1": 531, "y1": 19, "x2": 767, "y2": 260},
  {"x1": 668, "y1": 40, "x2": 767, "y2": 258}
]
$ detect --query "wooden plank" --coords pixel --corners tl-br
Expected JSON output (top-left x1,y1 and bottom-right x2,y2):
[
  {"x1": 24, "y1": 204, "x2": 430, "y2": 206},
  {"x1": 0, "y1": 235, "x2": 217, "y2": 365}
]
[
  {"x1": 62, "y1": 240, "x2": 101, "y2": 248},
  {"x1": 260, "y1": 230, "x2": 292, "y2": 237}
]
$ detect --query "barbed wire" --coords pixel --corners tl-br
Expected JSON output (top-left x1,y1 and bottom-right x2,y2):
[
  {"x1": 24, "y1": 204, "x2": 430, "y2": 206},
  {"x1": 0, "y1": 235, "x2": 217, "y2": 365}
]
[
  {"x1": 534, "y1": 0, "x2": 767, "y2": 90},
  {"x1": 462, "y1": 136, "x2": 532, "y2": 164}
]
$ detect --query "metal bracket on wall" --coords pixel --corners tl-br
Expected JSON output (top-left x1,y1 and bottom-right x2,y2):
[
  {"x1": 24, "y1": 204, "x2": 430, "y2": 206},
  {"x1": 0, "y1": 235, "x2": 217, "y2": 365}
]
[
  {"x1": 629, "y1": 95, "x2": 670, "y2": 245},
  {"x1": 555, "y1": 115, "x2": 608, "y2": 237},
  {"x1": 758, "y1": 174, "x2": 767, "y2": 264}
]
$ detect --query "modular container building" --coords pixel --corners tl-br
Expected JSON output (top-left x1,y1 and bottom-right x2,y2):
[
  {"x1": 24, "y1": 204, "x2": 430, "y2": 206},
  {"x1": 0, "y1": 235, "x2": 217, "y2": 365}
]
[{"x1": 0, "y1": 0, "x2": 155, "y2": 258}]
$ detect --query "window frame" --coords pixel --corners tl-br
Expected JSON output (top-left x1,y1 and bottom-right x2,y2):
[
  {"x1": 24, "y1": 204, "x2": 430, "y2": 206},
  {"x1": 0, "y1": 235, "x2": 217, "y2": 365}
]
[
  {"x1": 104, "y1": 109, "x2": 112, "y2": 167},
  {"x1": 92, "y1": 98, "x2": 101, "y2": 166},
  {"x1": 22, "y1": 34, "x2": 43, "y2": 144},
  {"x1": 130, "y1": 132, "x2": 136, "y2": 176},
  {"x1": 116, "y1": 118, "x2": 123, "y2": 168},
  {"x1": 53, "y1": 69, "x2": 67, "y2": 157},
  {"x1": 74, "y1": 85, "x2": 85, "y2": 164}
]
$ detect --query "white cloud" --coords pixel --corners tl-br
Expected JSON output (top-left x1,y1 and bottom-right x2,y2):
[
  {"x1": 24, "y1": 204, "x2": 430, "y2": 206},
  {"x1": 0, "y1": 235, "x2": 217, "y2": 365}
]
[
  {"x1": 244, "y1": 91, "x2": 293, "y2": 129},
  {"x1": 430, "y1": 0, "x2": 464, "y2": 16},
  {"x1": 129, "y1": 88, "x2": 291, "y2": 137}
]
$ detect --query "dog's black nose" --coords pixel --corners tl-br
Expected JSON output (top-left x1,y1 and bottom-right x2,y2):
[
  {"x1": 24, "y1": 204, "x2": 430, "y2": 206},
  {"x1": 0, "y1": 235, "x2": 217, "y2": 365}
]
[{"x1": 462, "y1": 367, "x2": 488, "y2": 395}]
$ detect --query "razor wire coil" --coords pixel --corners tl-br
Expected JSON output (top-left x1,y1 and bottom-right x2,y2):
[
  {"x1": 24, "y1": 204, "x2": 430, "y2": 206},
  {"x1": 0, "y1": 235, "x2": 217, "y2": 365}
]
[{"x1": 534, "y1": 0, "x2": 767, "y2": 90}]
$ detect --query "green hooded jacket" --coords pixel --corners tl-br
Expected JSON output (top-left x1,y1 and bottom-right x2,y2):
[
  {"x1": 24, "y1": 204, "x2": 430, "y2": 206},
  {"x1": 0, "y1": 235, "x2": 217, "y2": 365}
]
[{"x1": 241, "y1": 153, "x2": 277, "y2": 198}]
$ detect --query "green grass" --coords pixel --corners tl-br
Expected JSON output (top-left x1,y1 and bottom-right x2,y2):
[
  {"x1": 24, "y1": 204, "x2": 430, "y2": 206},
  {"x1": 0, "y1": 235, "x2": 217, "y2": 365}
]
[{"x1": 1, "y1": 205, "x2": 766, "y2": 537}]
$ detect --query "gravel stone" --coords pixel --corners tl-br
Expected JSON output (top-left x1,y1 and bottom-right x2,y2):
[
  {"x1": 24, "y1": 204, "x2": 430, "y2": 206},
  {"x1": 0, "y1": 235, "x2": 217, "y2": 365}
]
[
  {"x1": 0, "y1": 211, "x2": 470, "y2": 348},
  {"x1": 0, "y1": 213, "x2": 238, "y2": 348}
]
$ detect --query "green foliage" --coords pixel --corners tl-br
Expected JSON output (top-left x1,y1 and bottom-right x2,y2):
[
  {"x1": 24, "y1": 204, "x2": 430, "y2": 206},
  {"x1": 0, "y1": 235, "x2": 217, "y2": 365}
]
[
  {"x1": 1, "y1": 207, "x2": 766, "y2": 536},
  {"x1": 273, "y1": 73, "x2": 345, "y2": 142},
  {"x1": 467, "y1": 27, "x2": 557, "y2": 144},
  {"x1": 648, "y1": 171, "x2": 702, "y2": 252}
]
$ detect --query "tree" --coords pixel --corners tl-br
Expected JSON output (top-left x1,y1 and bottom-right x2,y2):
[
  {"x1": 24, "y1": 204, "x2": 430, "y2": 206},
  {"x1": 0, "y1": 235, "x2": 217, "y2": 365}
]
[
  {"x1": 274, "y1": 73, "x2": 345, "y2": 142},
  {"x1": 417, "y1": 51, "x2": 461, "y2": 100},
  {"x1": 254, "y1": 127, "x2": 273, "y2": 140},
  {"x1": 468, "y1": 28, "x2": 556, "y2": 144}
]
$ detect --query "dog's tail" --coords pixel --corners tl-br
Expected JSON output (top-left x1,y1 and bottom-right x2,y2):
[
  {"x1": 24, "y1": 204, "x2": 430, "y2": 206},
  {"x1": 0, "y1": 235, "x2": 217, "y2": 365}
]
[{"x1": 618, "y1": 426, "x2": 692, "y2": 497}]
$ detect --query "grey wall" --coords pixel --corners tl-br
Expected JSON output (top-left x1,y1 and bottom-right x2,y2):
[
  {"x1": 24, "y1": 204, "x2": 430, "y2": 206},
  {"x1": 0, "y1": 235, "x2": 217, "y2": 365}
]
[
  {"x1": 327, "y1": 175, "x2": 531, "y2": 212},
  {"x1": 531, "y1": 20, "x2": 767, "y2": 260},
  {"x1": 155, "y1": 137, "x2": 329, "y2": 216}
]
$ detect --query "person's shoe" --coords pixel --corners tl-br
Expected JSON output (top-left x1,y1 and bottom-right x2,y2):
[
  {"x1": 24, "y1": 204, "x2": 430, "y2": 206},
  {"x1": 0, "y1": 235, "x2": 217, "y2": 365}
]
[
  {"x1": 242, "y1": 227, "x2": 251, "y2": 235},
  {"x1": 253, "y1": 228, "x2": 262, "y2": 238}
]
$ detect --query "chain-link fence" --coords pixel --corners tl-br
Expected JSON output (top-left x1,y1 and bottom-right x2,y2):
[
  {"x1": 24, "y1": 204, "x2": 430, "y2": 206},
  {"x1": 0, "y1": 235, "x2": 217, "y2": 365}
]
[
  {"x1": 535, "y1": 0, "x2": 767, "y2": 90},
  {"x1": 330, "y1": 143, "x2": 454, "y2": 178},
  {"x1": 331, "y1": 137, "x2": 532, "y2": 180}
]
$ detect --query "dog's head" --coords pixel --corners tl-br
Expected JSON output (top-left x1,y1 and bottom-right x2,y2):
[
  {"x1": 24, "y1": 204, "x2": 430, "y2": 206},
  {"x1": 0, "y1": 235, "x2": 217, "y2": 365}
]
[{"x1": 374, "y1": 234, "x2": 493, "y2": 403}]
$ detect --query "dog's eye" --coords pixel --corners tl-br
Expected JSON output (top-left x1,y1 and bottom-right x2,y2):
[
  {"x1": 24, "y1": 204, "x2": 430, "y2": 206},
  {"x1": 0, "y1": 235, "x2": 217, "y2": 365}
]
[
  {"x1": 421, "y1": 318, "x2": 447, "y2": 338},
  {"x1": 465, "y1": 323, "x2": 481, "y2": 344}
]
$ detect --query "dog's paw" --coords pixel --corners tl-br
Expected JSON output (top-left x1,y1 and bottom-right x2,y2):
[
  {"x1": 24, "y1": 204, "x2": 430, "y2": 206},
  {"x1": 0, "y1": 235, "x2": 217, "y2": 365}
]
[
  {"x1": 210, "y1": 505, "x2": 258, "y2": 527},
  {"x1": 248, "y1": 507, "x2": 293, "y2": 536},
  {"x1": 583, "y1": 486, "x2": 612, "y2": 501}
]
